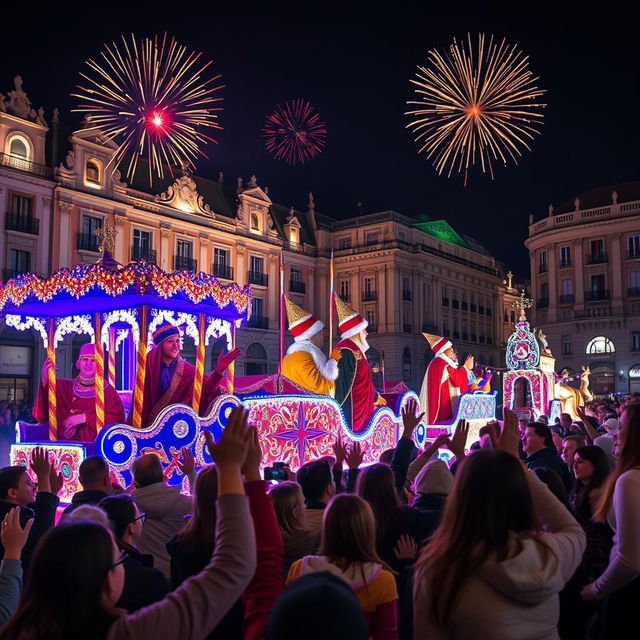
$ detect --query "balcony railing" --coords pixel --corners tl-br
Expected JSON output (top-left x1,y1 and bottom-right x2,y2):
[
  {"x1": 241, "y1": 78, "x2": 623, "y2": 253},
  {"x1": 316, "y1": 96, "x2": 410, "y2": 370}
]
[
  {"x1": 174, "y1": 256, "x2": 197, "y2": 272},
  {"x1": 362, "y1": 291, "x2": 377, "y2": 301},
  {"x1": 539, "y1": 264, "x2": 548, "y2": 273},
  {"x1": 402, "y1": 323, "x2": 412, "y2": 334},
  {"x1": 3, "y1": 269, "x2": 23, "y2": 281},
  {"x1": 5, "y1": 213, "x2": 39, "y2": 235},
  {"x1": 559, "y1": 259, "x2": 572, "y2": 268},
  {"x1": 558, "y1": 294, "x2": 574, "y2": 304},
  {"x1": 422, "y1": 322, "x2": 438, "y2": 333},
  {"x1": 0, "y1": 152, "x2": 53, "y2": 179},
  {"x1": 247, "y1": 315, "x2": 269, "y2": 329},
  {"x1": 587, "y1": 252, "x2": 608, "y2": 264},
  {"x1": 537, "y1": 297, "x2": 549, "y2": 308},
  {"x1": 452, "y1": 300, "x2": 460, "y2": 309},
  {"x1": 585, "y1": 290, "x2": 610, "y2": 301},
  {"x1": 212, "y1": 263, "x2": 234, "y2": 280},
  {"x1": 402, "y1": 290, "x2": 412, "y2": 301},
  {"x1": 131, "y1": 247, "x2": 157, "y2": 263},
  {"x1": 77, "y1": 233, "x2": 100, "y2": 252},
  {"x1": 628, "y1": 287, "x2": 640, "y2": 298},
  {"x1": 470, "y1": 304, "x2": 477, "y2": 313},
  {"x1": 290, "y1": 279, "x2": 306, "y2": 294},
  {"x1": 248, "y1": 271, "x2": 268, "y2": 286},
  {"x1": 339, "y1": 292, "x2": 351, "y2": 302},
  {"x1": 442, "y1": 297, "x2": 449, "y2": 307},
  {"x1": 628, "y1": 249, "x2": 640, "y2": 259}
]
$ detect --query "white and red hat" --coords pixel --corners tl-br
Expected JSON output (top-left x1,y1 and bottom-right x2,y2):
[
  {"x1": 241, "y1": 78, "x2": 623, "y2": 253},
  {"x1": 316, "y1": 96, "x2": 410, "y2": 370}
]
[
  {"x1": 285, "y1": 297, "x2": 324, "y2": 342},
  {"x1": 335, "y1": 295, "x2": 368, "y2": 340},
  {"x1": 423, "y1": 333, "x2": 452, "y2": 356}
]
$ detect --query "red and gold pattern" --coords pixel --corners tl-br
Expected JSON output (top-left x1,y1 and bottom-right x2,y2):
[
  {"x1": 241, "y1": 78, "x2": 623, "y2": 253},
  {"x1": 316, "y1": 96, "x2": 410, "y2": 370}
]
[
  {"x1": 132, "y1": 305, "x2": 149, "y2": 429},
  {"x1": 46, "y1": 319, "x2": 57, "y2": 441}
]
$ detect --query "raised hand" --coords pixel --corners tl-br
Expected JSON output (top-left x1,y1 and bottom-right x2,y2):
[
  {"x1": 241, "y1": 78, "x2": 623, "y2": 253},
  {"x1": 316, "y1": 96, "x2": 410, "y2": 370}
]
[
  {"x1": 446, "y1": 419, "x2": 469, "y2": 460},
  {"x1": 215, "y1": 348, "x2": 242, "y2": 374},
  {"x1": 177, "y1": 447, "x2": 196, "y2": 476},
  {"x1": 464, "y1": 355, "x2": 474, "y2": 370},
  {"x1": 394, "y1": 534, "x2": 418, "y2": 561},
  {"x1": 49, "y1": 463, "x2": 64, "y2": 496},
  {"x1": 1, "y1": 508, "x2": 34, "y2": 560},
  {"x1": 30, "y1": 447, "x2": 51, "y2": 483},
  {"x1": 496, "y1": 407, "x2": 520, "y2": 458},
  {"x1": 401, "y1": 398, "x2": 425, "y2": 439},
  {"x1": 345, "y1": 441, "x2": 364, "y2": 470},
  {"x1": 241, "y1": 426, "x2": 263, "y2": 482},
  {"x1": 332, "y1": 437, "x2": 347, "y2": 469}
]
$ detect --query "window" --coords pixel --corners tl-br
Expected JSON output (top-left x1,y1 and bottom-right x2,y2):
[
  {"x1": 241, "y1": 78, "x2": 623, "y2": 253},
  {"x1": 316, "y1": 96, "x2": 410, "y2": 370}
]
[
  {"x1": 85, "y1": 160, "x2": 100, "y2": 186},
  {"x1": 250, "y1": 255, "x2": 264, "y2": 274},
  {"x1": 7, "y1": 134, "x2": 31, "y2": 161},
  {"x1": 340, "y1": 280, "x2": 351, "y2": 301},
  {"x1": 290, "y1": 267, "x2": 301, "y2": 283},
  {"x1": 402, "y1": 348, "x2": 411, "y2": 385},
  {"x1": 629, "y1": 270, "x2": 640, "y2": 292},
  {"x1": 562, "y1": 335, "x2": 572, "y2": 355},
  {"x1": 214, "y1": 248, "x2": 229, "y2": 267},
  {"x1": 590, "y1": 239, "x2": 605, "y2": 257},
  {"x1": 632, "y1": 332, "x2": 640, "y2": 352},
  {"x1": 10, "y1": 249, "x2": 30, "y2": 273},
  {"x1": 176, "y1": 239, "x2": 193, "y2": 259},
  {"x1": 11, "y1": 195, "x2": 32, "y2": 216},
  {"x1": 366, "y1": 310, "x2": 376, "y2": 329},
  {"x1": 245, "y1": 342, "x2": 268, "y2": 376},
  {"x1": 561, "y1": 279, "x2": 573, "y2": 295},
  {"x1": 289, "y1": 227, "x2": 299, "y2": 244},
  {"x1": 539, "y1": 251, "x2": 548, "y2": 272},
  {"x1": 560, "y1": 245, "x2": 571, "y2": 267},
  {"x1": 251, "y1": 297, "x2": 264, "y2": 318},
  {"x1": 250, "y1": 212, "x2": 261, "y2": 232},
  {"x1": 133, "y1": 229, "x2": 151, "y2": 253},
  {"x1": 510, "y1": 311, "x2": 516, "y2": 323},
  {"x1": 591, "y1": 274, "x2": 605, "y2": 293},
  {"x1": 540, "y1": 282, "x2": 548, "y2": 301},
  {"x1": 629, "y1": 235, "x2": 640, "y2": 258},
  {"x1": 338, "y1": 237, "x2": 351, "y2": 250},
  {"x1": 82, "y1": 215, "x2": 101, "y2": 237},
  {"x1": 365, "y1": 232, "x2": 379, "y2": 246},
  {"x1": 586, "y1": 336, "x2": 615, "y2": 354},
  {"x1": 443, "y1": 320, "x2": 450, "y2": 337}
]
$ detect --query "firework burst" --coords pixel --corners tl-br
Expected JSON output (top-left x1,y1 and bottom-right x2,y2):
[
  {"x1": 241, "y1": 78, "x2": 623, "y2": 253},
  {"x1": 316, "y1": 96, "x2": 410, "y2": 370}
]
[
  {"x1": 263, "y1": 100, "x2": 327, "y2": 164},
  {"x1": 72, "y1": 33, "x2": 224, "y2": 182},
  {"x1": 406, "y1": 33, "x2": 546, "y2": 182}
]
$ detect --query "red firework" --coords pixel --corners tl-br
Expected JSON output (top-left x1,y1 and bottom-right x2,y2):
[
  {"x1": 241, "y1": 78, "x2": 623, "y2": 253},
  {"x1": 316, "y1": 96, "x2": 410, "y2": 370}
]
[{"x1": 263, "y1": 100, "x2": 327, "y2": 164}]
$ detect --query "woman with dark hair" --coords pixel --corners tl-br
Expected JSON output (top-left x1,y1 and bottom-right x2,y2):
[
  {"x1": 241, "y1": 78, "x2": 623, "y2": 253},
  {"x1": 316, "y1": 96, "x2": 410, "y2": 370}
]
[
  {"x1": 288, "y1": 494, "x2": 398, "y2": 639},
  {"x1": 582, "y1": 402, "x2": 640, "y2": 638},
  {"x1": 0, "y1": 405, "x2": 256, "y2": 640},
  {"x1": 413, "y1": 410, "x2": 586, "y2": 638},
  {"x1": 99, "y1": 494, "x2": 167, "y2": 612}
]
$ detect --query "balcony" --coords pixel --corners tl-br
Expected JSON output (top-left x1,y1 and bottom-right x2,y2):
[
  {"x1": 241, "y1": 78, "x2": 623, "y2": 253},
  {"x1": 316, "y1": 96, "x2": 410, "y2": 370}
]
[
  {"x1": 248, "y1": 271, "x2": 268, "y2": 286},
  {"x1": 587, "y1": 252, "x2": 608, "y2": 265},
  {"x1": 629, "y1": 287, "x2": 640, "y2": 298},
  {"x1": 362, "y1": 290, "x2": 377, "y2": 301},
  {"x1": 470, "y1": 303, "x2": 477, "y2": 313},
  {"x1": 174, "y1": 256, "x2": 197, "y2": 272},
  {"x1": 558, "y1": 294, "x2": 574, "y2": 304},
  {"x1": 628, "y1": 249, "x2": 640, "y2": 259},
  {"x1": 478, "y1": 306, "x2": 485, "y2": 315},
  {"x1": 585, "y1": 290, "x2": 610, "y2": 301},
  {"x1": 575, "y1": 306, "x2": 611, "y2": 319},
  {"x1": 247, "y1": 315, "x2": 269, "y2": 329},
  {"x1": 212, "y1": 263, "x2": 234, "y2": 280},
  {"x1": 402, "y1": 290, "x2": 412, "y2": 301},
  {"x1": 422, "y1": 322, "x2": 438, "y2": 333},
  {"x1": 402, "y1": 323, "x2": 413, "y2": 334},
  {"x1": 539, "y1": 263, "x2": 548, "y2": 274},
  {"x1": 461, "y1": 302, "x2": 468, "y2": 311},
  {"x1": 131, "y1": 247, "x2": 157, "y2": 263},
  {"x1": 340, "y1": 293, "x2": 351, "y2": 302},
  {"x1": 2, "y1": 269, "x2": 22, "y2": 281},
  {"x1": 290, "y1": 279, "x2": 306, "y2": 294},
  {"x1": 5, "y1": 213, "x2": 39, "y2": 235},
  {"x1": 0, "y1": 152, "x2": 53, "y2": 179},
  {"x1": 442, "y1": 297, "x2": 449, "y2": 307},
  {"x1": 537, "y1": 297, "x2": 549, "y2": 308},
  {"x1": 452, "y1": 300, "x2": 460, "y2": 309},
  {"x1": 559, "y1": 259, "x2": 572, "y2": 268},
  {"x1": 77, "y1": 232, "x2": 100, "y2": 252}
]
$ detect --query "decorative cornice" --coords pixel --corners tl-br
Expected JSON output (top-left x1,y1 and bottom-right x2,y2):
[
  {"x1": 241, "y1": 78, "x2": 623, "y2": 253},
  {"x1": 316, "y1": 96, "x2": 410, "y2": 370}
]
[{"x1": 154, "y1": 175, "x2": 215, "y2": 218}]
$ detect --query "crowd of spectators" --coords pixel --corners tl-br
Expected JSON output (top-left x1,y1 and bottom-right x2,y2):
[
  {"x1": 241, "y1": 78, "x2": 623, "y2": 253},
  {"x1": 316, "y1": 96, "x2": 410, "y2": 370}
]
[{"x1": 0, "y1": 393, "x2": 638, "y2": 639}]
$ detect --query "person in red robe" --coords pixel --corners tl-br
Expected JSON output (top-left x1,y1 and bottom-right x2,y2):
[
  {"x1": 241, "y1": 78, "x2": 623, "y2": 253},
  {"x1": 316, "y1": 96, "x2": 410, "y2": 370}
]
[
  {"x1": 34, "y1": 343, "x2": 125, "y2": 440},
  {"x1": 419, "y1": 333, "x2": 474, "y2": 425},
  {"x1": 333, "y1": 296, "x2": 386, "y2": 434},
  {"x1": 133, "y1": 323, "x2": 241, "y2": 429}
]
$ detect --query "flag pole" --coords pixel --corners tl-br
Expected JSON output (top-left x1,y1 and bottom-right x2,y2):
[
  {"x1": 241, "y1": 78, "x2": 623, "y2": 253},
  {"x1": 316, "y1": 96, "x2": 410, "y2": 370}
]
[
  {"x1": 329, "y1": 248, "x2": 334, "y2": 355},
  {"x1": 381, "y1": 350, "x2": 386, "y2": 394}
]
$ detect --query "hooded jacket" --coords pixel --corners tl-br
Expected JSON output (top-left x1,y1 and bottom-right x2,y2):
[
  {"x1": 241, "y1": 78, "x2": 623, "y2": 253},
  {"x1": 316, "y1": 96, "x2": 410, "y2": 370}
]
[
  {"x1": 131, "y1": 483, "x2": 193, "y2": 580},
  {"x1": 288, "y1": 555, "x2": 398, "y2": 639},
  {"x1": 413, "y1": 471, "x2": 586, "y2": 639}
]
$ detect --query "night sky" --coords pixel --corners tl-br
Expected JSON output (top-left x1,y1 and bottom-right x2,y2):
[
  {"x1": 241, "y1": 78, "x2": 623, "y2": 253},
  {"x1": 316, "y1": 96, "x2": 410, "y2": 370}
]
[{"x1": 2, "y1": 1, "x2": 638, "y2": 277}]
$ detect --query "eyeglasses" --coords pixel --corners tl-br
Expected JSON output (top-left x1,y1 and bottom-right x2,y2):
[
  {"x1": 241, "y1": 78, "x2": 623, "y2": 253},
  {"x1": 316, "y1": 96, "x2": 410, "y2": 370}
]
[
  {"x1": 110, "y1": 551, "x2": 127, "y2": 570},
  {"x1": 131, "y1": 512, "x2": 146, "y2": 524}
]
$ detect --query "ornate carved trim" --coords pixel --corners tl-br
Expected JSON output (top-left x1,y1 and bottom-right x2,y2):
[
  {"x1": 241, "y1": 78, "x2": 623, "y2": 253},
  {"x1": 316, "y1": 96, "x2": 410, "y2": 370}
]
[
  {"x1": 160, "y1": 228, "x2": 171, "y2": 239},
  {"x1": 114, "y1": 215, "x2": 126, "y2": 227},
  {"x1": 154, "y1": 175, "x2": 215, "y2": 218}
]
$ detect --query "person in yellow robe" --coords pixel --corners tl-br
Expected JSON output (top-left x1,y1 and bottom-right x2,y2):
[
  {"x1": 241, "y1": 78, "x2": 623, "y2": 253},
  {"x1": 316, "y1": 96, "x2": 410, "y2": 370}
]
[{"x1": 281, "y1": 297, "x2": 340, "y2": 396}]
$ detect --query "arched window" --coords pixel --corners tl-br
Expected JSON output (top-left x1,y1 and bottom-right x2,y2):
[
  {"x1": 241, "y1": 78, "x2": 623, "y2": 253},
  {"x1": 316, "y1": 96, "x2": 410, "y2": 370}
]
[
  {"x1": 250, "y1": 212, "x2": 261, "y2": 232},
  {"x1": 85, "y1": 160, "x2": 100, "y2": 185},
  {"x1": 246, "y1": 342, "x2": 268, "y2": 375},
  {"x1": 586, "y1": 336, "x2": 615, "y2": 355},
  {"x1": 6, "y1": 134, "x2": 31, "y2": 161},
  {"x1": 402, "y1": 348, "x2": 411, "y2": 385}
]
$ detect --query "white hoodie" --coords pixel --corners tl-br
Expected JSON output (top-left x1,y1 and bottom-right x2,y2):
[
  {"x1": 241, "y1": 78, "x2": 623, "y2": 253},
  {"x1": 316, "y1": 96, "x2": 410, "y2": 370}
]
[{"x1": 413, "y1": 472, "x2": 586, "y2": 640}]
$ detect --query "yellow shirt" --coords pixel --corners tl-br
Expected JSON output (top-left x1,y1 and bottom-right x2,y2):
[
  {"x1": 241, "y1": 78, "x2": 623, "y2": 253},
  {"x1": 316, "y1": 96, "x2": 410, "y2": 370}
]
[{"x1": 281, "y1": 349, "x2": 335, "y2": 396}]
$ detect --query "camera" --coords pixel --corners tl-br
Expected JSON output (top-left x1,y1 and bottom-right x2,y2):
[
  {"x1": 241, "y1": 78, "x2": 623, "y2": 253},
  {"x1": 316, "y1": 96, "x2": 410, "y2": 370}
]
[{"x1": 264, "y1": 461, "x2": 288, "y2": 481}]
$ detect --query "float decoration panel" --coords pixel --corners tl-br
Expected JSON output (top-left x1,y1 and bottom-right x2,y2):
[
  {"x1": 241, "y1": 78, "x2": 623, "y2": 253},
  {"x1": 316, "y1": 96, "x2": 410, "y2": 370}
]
[{"x1": 506, "y1": 322, "x2": 540, "y2": 371}]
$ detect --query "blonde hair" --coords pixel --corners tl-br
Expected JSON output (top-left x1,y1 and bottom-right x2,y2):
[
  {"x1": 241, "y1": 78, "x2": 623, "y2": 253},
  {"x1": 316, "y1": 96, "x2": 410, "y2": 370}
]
[
  {"x1": 593, "y1": 402, "x2": 640, "y2": 522},
  {"x1": 269, "y1": 481, "x2": 306, "y2": 536}
]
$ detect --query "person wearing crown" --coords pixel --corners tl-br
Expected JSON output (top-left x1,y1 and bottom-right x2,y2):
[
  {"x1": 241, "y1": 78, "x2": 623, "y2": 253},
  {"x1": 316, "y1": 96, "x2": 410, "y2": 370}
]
[
  {"x1": 34, "y1": 343, "x2": 125, "y2": 440},
  {"x1": 333, "y1": 296, "x2": 386, "y2": 433},
  {"x1": 419, "y1": 333, "x2": 474, "y2": 425},
  {"x1": 133, "y1": 322, "x2": 241, "y2": 428},
  {"x1": 281, "y1": 297, "x2": 341, "y2": 396}
]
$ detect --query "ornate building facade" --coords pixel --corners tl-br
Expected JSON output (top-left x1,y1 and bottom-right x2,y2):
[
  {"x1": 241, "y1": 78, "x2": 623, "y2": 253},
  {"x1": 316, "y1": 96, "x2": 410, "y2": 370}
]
[
  {"x1": 525, "y1": 182, "x2": 640, "y2": 396},
  {"x1": 0, "y1": 76, "x2": 518, "y2": 402}
]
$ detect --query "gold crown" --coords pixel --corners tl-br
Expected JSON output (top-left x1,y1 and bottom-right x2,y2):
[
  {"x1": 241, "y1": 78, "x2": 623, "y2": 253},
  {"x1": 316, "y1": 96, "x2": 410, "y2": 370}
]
[
  {"x1": 422, "y1": 333, "x2": 445, "y2": 349},
  {"x1": 284, "y1": 296, "x2": 310, "y2": 326},
  {"x1": 334, "y1": 295, "x2": 357, "y2": 324}
]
